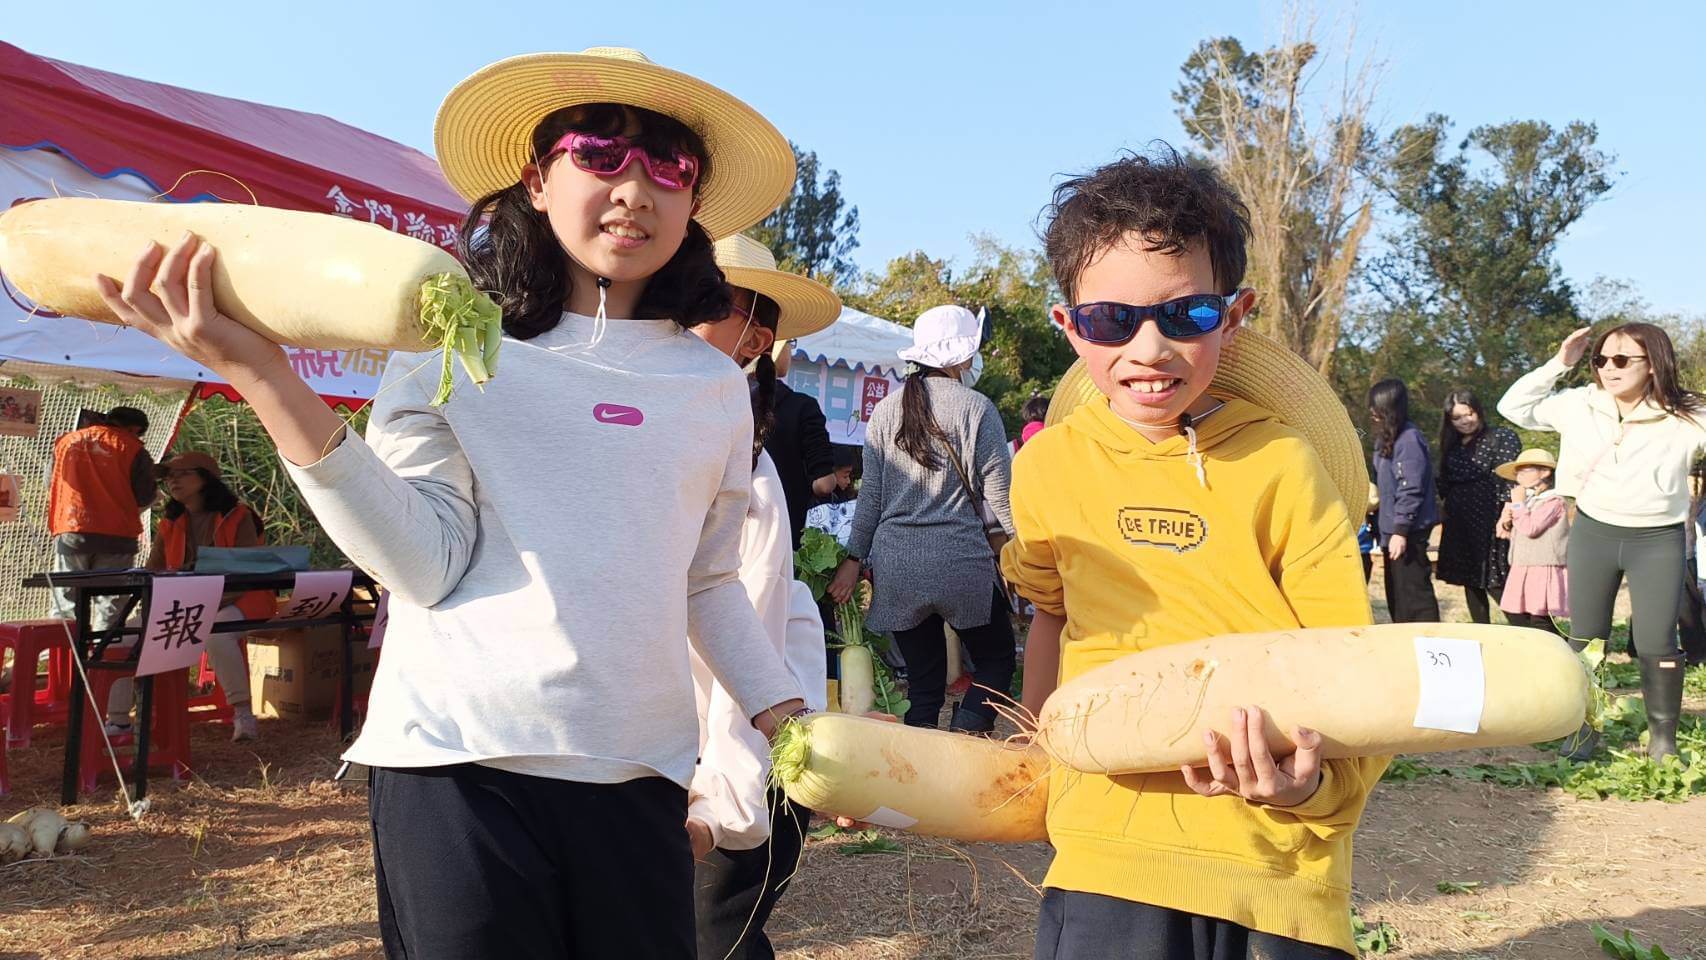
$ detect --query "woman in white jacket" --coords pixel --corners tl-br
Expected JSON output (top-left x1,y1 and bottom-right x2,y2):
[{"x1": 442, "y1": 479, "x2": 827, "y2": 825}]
[
  {"x1": 686, "y1": 235, "x2": 838, "y2": 959},
  {"x1": 1499, "y1": 322, "x2": 1706, "y2": 760}
]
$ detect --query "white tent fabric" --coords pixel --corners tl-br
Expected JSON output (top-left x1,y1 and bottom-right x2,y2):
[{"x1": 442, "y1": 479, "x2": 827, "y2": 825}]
[
  {"x1": 783, "y1": 307, "x2": 910, "y2": 446},
  {"x1": 791, "y1": 307, "x2": 910, "y2": 377}
]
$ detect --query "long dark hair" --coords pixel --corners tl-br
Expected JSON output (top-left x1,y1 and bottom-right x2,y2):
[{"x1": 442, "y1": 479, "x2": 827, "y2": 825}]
[
  {"x1": 1437, "y1": 388, "x2": 1487, "y2": 474},
  {"x1": 1368, "y1": 378, "x2": 1411, "y2": 458},
  {"x1": 1592, "y1": 322, "x2": 1704, "y2": 423},
  {"x1": 897, "y1": 366, "x2": 956, "y2": 470},
  {"x1": 162, "y1": 469, "x2": 242, "y2": 521},
  {"x1": 743, "y1": 292, "x2": 781, "y2": 469},
  {"x1": 458, "y1": 104, "x2": 730, "y2": 340}
]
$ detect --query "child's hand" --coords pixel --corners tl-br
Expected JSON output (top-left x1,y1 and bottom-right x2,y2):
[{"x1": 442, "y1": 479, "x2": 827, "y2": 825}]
[
  {"x1": 1555, "y1": 325, "x2": 1594, "y2": 367},
  {"x1": 1385, "y1": 532, "x2": 1408, "y2": 561},
  {"x1": 1509, "y1": 485, "x2": 1527, "y2": 505},
  {"x1": 1181, "y1": 705, "x2": 1323, "y2": 808},
  {"x1": 685, "y1": 817, "x2": 715, "y2": 860},
  {"x1": 93, "y1": 234, "x2": 287, "y2": 383}
]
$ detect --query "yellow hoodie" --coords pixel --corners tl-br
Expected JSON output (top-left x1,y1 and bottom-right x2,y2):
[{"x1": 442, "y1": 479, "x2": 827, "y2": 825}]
[{"x1": 1001, "y1": 394, "x2": 1383, "y2": 956}]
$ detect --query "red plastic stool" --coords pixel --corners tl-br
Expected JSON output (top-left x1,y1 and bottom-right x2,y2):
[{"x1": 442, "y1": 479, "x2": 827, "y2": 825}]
[
  {"x1": 0, "y1": 698, "x2": 11, "y2": 797},
  {"x1": 78, "y1": 649, "x2": 191, "y2": 795},
  {"x1": 0, "y1": 619, "x2": 75, "y2": 748},
  {"x1": 187, "y1": 635, "x2": 250, "y2": 725}
]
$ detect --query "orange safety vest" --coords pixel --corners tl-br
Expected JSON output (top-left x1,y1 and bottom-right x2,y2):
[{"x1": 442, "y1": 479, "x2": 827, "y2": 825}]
[
  {"x1": 48, "y1": 425, "x2": 147, "y2": 539},
  {"x1": 158, "y1": 504, "x2": 276, "y2": 621}
]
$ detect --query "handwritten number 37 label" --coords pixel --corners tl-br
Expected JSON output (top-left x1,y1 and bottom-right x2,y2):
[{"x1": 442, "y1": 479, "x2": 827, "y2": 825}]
[{"x1": 1412, "y1": 636, "x2": 1486, "y2": 735}]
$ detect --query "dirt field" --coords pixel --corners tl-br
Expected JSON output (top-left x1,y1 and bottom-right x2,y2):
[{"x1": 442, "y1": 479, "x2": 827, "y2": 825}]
[{"x1": 2, "y1": 574, "x2": 1700, "y2": 960}]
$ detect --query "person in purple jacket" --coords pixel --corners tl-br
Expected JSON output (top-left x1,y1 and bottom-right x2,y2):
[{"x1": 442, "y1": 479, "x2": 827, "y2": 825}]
[{"x1": 1368, "y1": 378, "x2": 1442, "y2": 622}]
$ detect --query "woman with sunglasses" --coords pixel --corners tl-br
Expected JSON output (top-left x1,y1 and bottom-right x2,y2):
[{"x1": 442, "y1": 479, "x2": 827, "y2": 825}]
[
  {"x1": 827, "y1": 305, "x2": 1017, "y2": 734},
  {"x1": 92, "y1": 49, "x2": 806, "y2": 958},
  {"x1": 1500, "y1": 322, "x2": 1706, "y2": 761}
]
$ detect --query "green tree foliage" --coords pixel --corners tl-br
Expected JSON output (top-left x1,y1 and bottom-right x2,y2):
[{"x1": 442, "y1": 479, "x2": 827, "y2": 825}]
[
  {"x1": 844, "y1": 237, "x2": 1075, "y2": 435},
  {"x1": 748, "y1": 143, "x2": 860, "y2": 285}
]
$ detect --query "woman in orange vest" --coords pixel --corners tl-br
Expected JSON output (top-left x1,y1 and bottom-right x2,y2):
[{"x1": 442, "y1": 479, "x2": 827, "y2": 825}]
[{"x1": 105, "y1": 451, "x2": 271, "y2": 742}]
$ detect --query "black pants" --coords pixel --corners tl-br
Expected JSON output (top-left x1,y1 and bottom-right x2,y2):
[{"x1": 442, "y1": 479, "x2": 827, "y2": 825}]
[
  {"x1": 370, "y1": 765, "x2": 694, "y2": 960},
  {"x1": 1680, "y1": 556, "x2": 1705, "y2": 664},
  {"x1": 891, "y1": 587, "x2": 1016, "y2": 728},
  {"x1": 1463, "y1": 586, "x2": 1493, "y2": 624},
  {"x1": 1568, "y1": 512, "x2": 1684, "y2": 657},
  {"x1": 1361, "y1": 552, "x2": 1373, "y2": 583},
  {"x1": 694, "y1": 789, "x2": 810, "y2": 960},
  {"x1": 1382, "y1": 532, "x2": 1441, "y2": 623},
  {"x1": 1505, "y1": 611, "x2": 1564, "y2": 638},
  {"x1": 1034, "y1": 890, "x2": 1353, "y2": 960}
]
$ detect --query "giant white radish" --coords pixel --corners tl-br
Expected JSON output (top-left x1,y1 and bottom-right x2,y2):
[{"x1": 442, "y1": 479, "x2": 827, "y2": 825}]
[
  {"x1": 838, "y1": 645, "x2": 877, "y2": 715},
  {"x1": 1037, "y1": 623, "x2": 1591, "y2": 776},
  {"x1": 772, "y1": 714, "x2": 1049, "y2": 843},
  {"x1": 0, "y1": 197, "x2": 500, "y2": 404}
]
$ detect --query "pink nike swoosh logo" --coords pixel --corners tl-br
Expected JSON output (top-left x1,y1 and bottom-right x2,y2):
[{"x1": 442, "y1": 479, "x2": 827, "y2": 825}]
[{"x1": 592, "y1": 403, "x2": 645, "y2": 427}]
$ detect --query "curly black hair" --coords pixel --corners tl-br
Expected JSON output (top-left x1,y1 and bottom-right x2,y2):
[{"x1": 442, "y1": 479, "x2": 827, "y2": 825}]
[
  {"x1": 1041, "y1": 144, "x2": 1251, "y2": 304},
  {"x1": 459, "y1": 104, "x2": 731, "y2": 340}
]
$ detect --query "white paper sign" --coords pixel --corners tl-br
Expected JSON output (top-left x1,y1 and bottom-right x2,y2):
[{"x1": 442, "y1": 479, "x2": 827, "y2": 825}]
[
  {"x1": 861, "y1": 806, "x2": 918, "y2": 830},
  {"x1": 279, "y1": 570, "x2": 354, "y2": 620},
  {"x1": 366, "y1": 590, "x2": 390, "y2": 650},
  {"x1": 1412, "y1": 636, "x2": 1486, "y2": 734},
  {"x1": 135, "y1": 575, "x2": 228, "y2": 677}
]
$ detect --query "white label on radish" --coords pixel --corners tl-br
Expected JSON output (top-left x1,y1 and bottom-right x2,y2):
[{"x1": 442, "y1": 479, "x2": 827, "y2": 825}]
[
  {"x1": 862, "y1": 806, "x2": 919, "y2": 830},
  {"x1": 1412, "y1": 636, "x2": 1486, "y2": 734}
]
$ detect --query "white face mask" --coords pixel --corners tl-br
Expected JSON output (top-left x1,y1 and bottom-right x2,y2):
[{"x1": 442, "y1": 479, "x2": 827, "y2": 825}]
[{"x1": 960, "y1": 353, "x2": 984, "y2": 388}]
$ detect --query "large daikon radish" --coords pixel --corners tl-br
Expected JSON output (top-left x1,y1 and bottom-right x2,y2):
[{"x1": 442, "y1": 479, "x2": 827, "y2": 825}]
[
  {"x1": 0, "y1": 198, "x2": 500, "y2": 404},
  {"x1": 1038, "y1": 623, "x2": 1590, "y2": 776},
  {"x1": 772, "y1": 714, "x2": 1049, "y2": 843}
]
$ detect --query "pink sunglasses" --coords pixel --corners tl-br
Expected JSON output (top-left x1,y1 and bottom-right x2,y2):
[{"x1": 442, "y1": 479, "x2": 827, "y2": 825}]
[{"x1": 547, "y1": 132, "x2": 700, "y2": 191}]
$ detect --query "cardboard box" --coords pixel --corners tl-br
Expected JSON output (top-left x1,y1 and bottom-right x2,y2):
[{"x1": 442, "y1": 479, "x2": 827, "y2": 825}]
[{"x1": 247, "y1": 624, "x2": 376, "y2": 721}]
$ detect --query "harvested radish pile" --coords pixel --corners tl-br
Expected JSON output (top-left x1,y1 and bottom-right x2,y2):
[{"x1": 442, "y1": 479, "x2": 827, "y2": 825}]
[{"x1": 0, "y1": 197, "x2": 500, "y2": 403}]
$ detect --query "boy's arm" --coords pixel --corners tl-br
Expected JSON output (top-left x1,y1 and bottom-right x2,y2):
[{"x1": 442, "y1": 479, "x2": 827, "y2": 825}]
[
  {"x1": 1390, "y1": 431, "x2": 1427, "y2": 538},
  {"x1": 1020, "y1": 610, "x2": 1064, "y2": 728}
]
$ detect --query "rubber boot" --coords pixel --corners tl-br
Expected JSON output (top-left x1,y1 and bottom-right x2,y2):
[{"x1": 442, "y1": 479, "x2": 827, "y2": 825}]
[
  {"x1": 1639, "y1": 653, "x2": 1686, "y2": 762},
  {"x1": 1559, "y1": 638, "x2": 1600, "y2": 762}
]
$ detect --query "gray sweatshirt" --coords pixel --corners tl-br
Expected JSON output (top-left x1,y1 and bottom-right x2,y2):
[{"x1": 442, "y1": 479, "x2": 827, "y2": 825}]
[
  {"x1": 284, "y1": 312, "x2": 801, "y2": 787},
  {"x1": 848, "y1": 376, "x2": 1014, "y2": 632}
]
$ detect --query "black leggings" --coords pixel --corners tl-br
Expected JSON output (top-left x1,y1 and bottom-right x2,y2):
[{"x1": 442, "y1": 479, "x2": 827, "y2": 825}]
[
  {"x1": 1504, "y1": 610, "x2": 1564, "y2": 638},
  {"x1": 1567, "y1": 512, "x2": 1684, "y2": 657},
  {"x1": 1463, "y1": 587, "x2": 1494, "y2": 624},
  {"x1": 694, "y1": 789, "x2": 810, "y2": 960},
  {"x1": 892, "y1": 588, "x2": 1016, "y2": 728}
]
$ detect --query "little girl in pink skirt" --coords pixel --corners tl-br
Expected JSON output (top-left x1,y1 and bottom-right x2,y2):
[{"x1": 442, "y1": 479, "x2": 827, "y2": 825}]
[{"x1": 1496, "y1": 449, "x2": 1569, "y2": 635}]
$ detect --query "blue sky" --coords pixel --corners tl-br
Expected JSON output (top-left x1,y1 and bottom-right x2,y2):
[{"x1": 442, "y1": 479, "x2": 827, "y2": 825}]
[{"x1": 8, "y1": 1, "x2": 1702, "y2": 314}]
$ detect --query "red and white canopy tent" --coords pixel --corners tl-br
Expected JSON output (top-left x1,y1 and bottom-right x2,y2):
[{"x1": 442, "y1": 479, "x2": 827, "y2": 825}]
[
  {"x1": 0, "y1": 40, "x2": 466, "y2": 406},
  {"x1": 0, "y1": 42, "x2": 469, "y2": 619}
]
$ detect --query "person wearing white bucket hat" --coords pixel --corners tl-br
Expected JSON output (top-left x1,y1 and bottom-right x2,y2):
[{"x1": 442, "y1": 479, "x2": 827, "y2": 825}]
[
  {"x1": 826, "y1": 304, "x2": 1018, "y2": 735},
  {"x1": 94, "y1": 47, "x2": 809, "y2": 958},
  {"x1": 683, "y1": 235, "x2": 839, "y2": 959}
]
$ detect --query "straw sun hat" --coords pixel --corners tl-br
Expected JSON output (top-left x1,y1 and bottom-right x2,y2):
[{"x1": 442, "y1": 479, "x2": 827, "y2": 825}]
[
  {"x1": 1046, "y1": 329, "x2": 1370, "y2": 517},
  {"x1": 1494, "y1": 448, "x2": 1559, "y2": 483},
  {"x1": 713, "y1": 234, "x2": 841, "y2": 341},
  {"x1": 434, "y1": 48, "x2": 795, "y2": 240}
]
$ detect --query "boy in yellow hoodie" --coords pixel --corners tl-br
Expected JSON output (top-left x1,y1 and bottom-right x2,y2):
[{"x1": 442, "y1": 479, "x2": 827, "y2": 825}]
[{"x1": 1003, "y1": 149, "x2": 1384, "y2": 959}]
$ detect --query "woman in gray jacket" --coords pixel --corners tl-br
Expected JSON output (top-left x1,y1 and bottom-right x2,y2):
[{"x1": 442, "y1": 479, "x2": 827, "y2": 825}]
[{"x1": 828, "y1": 306, "x2": 1016, "y2": 732}]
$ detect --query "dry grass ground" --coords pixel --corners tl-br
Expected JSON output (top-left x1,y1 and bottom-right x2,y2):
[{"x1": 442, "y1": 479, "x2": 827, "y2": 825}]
[{"x1": 2, "y1": 572, "x2": 1697, "y2": 960}]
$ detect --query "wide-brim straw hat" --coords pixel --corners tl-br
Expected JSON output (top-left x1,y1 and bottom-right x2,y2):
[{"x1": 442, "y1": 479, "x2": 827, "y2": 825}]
[
  {"x1": 714, "y1": 235, "x2": 841, "y2": 341},
  {"x1": 1046, "y1": 329, "x2": 1370, "y2": 518},
  {"x1": 434, "y1": 48, "x2": 795, "y2": 240},
  {"x1": 1494, "y1": 448, "x2": 1558, "y2": 483},
  {"x1": 164, "y1": 451, "x2": 221, "y2": 479}
]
